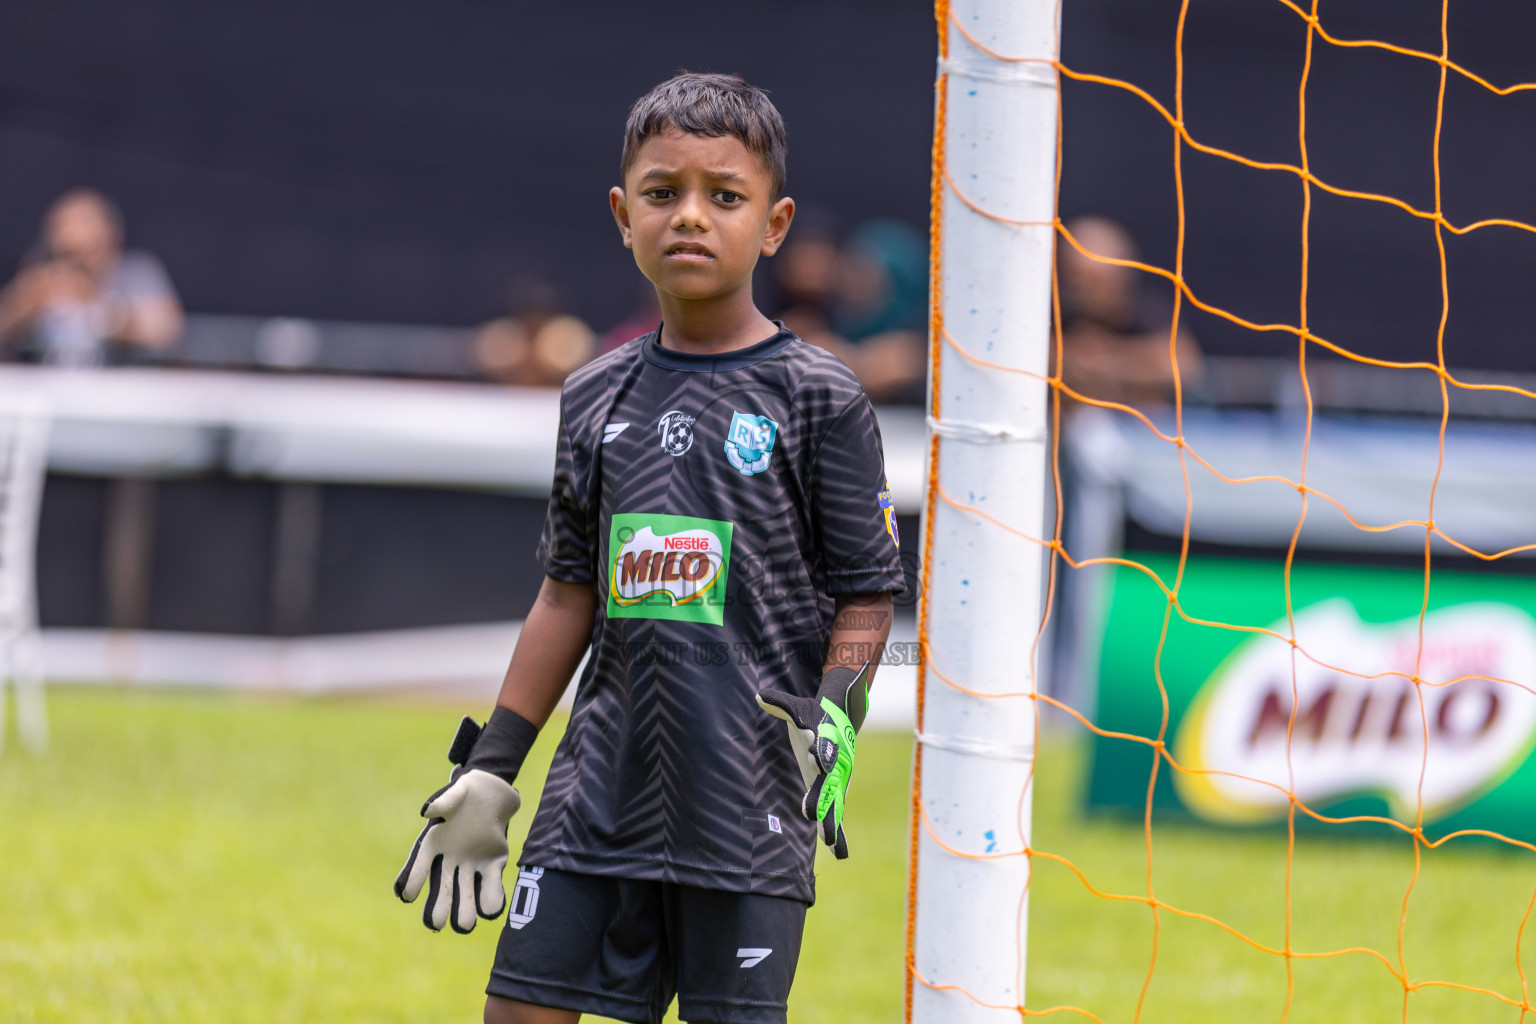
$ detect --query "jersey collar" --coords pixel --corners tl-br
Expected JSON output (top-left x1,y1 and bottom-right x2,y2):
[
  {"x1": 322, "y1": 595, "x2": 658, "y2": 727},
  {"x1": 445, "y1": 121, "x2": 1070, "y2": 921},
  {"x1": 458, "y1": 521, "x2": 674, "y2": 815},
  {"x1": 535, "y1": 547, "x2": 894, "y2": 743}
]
[{"x1": 643, "y1": 322, "x2": 798, "y2": 372}]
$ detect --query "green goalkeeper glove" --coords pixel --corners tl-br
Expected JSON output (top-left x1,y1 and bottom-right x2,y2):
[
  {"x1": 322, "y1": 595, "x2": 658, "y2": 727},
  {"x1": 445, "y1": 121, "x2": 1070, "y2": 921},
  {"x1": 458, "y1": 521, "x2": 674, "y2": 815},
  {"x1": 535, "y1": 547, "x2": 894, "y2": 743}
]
[
  {"x1": 756, "y1": 662, "x2": 871, "y2": 860},
  {"x1": 394, "y1": 709, "x2": 536, "y2": 933}
]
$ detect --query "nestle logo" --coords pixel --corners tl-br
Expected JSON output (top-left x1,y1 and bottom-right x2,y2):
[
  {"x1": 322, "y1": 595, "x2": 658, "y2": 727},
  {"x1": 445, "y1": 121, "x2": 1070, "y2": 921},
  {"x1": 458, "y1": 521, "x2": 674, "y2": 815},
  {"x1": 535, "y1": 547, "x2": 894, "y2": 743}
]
[{"x1": 664, "y1": 536, "x2": 710, "y2": 551}]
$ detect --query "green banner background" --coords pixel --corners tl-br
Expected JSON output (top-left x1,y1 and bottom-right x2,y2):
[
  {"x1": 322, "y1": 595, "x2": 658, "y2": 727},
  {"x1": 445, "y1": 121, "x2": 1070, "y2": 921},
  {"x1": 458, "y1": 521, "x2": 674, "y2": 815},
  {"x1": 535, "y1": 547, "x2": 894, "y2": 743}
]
[{"x1": 1088, "y1": 553, "x2": 1536, "y2": 843}]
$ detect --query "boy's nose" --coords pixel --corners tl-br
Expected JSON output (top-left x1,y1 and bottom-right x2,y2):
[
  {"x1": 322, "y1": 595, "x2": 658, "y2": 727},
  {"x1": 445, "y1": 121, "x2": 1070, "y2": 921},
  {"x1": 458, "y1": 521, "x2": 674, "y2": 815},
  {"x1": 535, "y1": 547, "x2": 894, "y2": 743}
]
[{"x1": 672, "y1": 193, "x2": 710, "y2": 231}]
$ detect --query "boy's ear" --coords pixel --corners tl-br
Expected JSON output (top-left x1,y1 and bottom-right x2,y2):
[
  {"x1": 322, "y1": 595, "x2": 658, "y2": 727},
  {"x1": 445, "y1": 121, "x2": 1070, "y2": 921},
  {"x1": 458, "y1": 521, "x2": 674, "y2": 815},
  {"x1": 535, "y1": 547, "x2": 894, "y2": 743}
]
[
  {"x1": 761, "y1": 196, "x2": 795, "y2": 257},
  {"x1": 609, "y1": 186, "x2": 634, "y2": 248}
]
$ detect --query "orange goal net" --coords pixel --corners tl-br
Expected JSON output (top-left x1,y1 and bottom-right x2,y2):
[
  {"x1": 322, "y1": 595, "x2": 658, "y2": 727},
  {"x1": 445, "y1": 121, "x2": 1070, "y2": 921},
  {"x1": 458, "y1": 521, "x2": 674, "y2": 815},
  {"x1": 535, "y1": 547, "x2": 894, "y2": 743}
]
[{"x1": 909, "y1": 0, "x2": 1536, "y2": 1020}]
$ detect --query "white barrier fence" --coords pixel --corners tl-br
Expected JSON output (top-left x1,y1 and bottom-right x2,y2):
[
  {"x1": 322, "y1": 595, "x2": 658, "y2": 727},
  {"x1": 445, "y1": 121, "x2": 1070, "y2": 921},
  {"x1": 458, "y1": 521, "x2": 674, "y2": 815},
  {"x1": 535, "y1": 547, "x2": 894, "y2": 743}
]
[
  {"x1": 1, "y1": 365, "x2": 929, "y2": 511},
  {"x1": 20, "y1": 364, "x2": 1536, "y2": 723},
  {"x1": 0, "y1": 394, "x2": 51, "y2": 752}
]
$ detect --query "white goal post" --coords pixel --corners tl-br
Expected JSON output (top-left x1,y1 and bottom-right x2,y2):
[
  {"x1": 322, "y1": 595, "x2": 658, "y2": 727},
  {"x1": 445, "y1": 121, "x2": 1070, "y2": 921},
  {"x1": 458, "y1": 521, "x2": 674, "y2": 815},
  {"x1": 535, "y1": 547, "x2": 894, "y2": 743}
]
[{"x1": 909, "y1": 1, "x2": 1061, "y2": 1020}]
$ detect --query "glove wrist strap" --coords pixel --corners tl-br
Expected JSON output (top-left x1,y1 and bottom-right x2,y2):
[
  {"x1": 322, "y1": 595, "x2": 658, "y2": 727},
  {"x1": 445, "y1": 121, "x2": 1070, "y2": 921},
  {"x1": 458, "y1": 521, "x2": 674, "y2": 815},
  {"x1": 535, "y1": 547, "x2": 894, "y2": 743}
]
[{"x1": 462, "y1": 706, "x2": 538, "y2": 787}]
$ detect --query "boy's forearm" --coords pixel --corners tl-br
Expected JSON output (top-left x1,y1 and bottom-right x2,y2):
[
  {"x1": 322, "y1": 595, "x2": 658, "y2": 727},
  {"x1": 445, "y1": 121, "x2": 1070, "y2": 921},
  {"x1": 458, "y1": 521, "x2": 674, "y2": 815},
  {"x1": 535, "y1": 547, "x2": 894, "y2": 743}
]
[
  {"x1": 823, "y1": 592, "x2": 894, "y2": 690},
  {"x1": 495, "y1": 576, "x2": 596, "y2": 727}
]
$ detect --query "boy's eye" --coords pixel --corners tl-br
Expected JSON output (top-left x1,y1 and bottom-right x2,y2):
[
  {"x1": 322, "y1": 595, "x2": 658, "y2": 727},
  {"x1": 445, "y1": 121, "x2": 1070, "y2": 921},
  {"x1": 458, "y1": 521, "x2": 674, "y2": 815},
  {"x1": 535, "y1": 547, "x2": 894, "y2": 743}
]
[
  {"x1": 645, "y1": 188, "x2": 675, "y2": 200},
  {"x1": 715, "y1": 191, "x2": 744, "y2": 205}
]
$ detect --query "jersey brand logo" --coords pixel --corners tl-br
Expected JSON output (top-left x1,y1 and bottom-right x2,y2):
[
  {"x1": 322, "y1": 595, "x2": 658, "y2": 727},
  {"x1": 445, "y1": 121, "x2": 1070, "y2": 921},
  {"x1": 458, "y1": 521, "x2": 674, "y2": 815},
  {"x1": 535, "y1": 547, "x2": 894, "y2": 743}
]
[
  {"x1": 658, "y1": 410, "x2": 696, "y2": 456},
  {"x1": 608, "y1": 513, "x2": 734, "y2": 625},
  {"x1": 506, "y1": 866, "x2": 545, "y2": 931},
  {"x1": 602, "y1": 422, "x2": 629, "y2": 444},
  {"x1": 767, "y1": 814, "x2": 782, "y2": 833},
  {"x1": 723, "y1": 411, "x2": 778, "y2": 476},
  {"x1": 737, "y1": 947, "x2": 773, "y2": 968}
]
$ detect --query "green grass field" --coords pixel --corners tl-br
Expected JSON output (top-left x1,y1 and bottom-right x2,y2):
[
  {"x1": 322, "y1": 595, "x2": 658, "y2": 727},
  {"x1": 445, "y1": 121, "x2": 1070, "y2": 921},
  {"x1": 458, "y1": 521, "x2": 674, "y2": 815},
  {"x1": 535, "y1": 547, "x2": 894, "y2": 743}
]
[{"x1": 4, "y1": 689, "x2": 1534, "y2": 1022}]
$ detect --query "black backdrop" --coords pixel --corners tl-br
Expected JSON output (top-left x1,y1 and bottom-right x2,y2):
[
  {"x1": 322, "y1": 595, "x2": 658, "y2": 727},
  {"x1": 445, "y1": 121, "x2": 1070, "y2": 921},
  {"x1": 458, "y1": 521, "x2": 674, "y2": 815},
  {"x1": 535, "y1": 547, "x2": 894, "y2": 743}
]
[
  {"x1": 1060, "y1": 0, "x2": 1536, "y2": 370},
  {"x1": 3, "y1": 0, "x2": 1536, "y2": 368},
  {"x1": 13, "y1": 0, "x2": 1536, "y2": 633},
  {"x1": 0, "y1": 0, "x2": 936, "y2": 333}
]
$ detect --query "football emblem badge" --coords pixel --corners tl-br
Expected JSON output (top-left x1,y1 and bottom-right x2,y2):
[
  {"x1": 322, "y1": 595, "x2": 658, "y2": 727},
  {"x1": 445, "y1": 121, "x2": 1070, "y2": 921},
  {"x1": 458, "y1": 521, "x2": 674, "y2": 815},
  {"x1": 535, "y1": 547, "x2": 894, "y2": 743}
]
[
  {"x1": 723, "y1": 411, "x2": 778, "y2": 476},
  {"x1": 658, "y1": 410, "x2": 696, "y2": 456}
]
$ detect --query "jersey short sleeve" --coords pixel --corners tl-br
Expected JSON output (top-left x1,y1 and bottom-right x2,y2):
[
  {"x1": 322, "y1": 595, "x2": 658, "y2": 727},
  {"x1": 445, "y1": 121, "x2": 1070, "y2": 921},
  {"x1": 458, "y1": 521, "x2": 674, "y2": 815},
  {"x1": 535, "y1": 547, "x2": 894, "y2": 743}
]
[
  {"x1": 536, "y1": 399, "x2": 596, "y2": 584},
  {"x1": 811, "y1": 394, "x2": 906, "y2": 595}
]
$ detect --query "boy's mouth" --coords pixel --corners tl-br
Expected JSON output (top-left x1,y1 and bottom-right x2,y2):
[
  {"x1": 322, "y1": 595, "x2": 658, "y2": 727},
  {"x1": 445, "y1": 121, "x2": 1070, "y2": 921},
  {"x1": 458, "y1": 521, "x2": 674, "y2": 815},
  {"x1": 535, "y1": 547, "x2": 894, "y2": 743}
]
[{"x1": 665, "y1": 242, "x2": 715, "y2": 262}]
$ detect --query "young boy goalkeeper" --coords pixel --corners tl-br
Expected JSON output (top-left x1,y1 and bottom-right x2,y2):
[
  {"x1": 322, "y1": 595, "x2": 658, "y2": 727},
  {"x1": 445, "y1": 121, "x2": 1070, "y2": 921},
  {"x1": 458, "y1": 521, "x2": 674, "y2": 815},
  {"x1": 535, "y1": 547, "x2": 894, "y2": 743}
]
[{"x1": 395, "y1": 72, "x2": 904, "y2": 1024}]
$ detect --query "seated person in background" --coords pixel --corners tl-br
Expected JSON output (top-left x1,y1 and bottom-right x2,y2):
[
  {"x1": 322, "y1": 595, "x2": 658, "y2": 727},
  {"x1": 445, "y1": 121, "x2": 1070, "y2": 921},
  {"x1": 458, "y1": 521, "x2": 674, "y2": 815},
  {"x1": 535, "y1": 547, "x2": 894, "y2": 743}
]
[
  {"x1": 472, "y1": 277, "x2": 595, "y2": 387},
  {"x1": 773, "y1": 216, "x2": 928, "y2": 405},
  {"x1": 832, "y1": 218, "x2": 928, "y2": 405},
  {"x1": 0, "y1": 188, "x2": 183, "y2": 366},
  {"x1": 770, "y1": 206, "x2": 843, "y2": 347},
  {"x1": 1057, "y1": 215, "x2": 1203, "y2": 409}
]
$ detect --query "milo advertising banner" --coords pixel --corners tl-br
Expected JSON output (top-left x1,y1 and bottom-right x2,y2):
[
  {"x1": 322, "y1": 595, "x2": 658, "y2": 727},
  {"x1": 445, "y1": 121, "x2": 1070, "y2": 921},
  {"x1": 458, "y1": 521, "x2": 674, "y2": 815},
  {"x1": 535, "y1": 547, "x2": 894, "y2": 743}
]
[{"x1": 1089, "y1": 554, "x2": 1536, "y2": 842}]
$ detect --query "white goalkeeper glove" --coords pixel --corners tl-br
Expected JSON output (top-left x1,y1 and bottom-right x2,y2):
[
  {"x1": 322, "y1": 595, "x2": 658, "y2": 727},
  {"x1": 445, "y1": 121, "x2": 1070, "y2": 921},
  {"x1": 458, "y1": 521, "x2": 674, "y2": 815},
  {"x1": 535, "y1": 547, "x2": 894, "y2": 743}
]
[{"x1": 394, "y1": 710, "x2": 536, "y2": 933}]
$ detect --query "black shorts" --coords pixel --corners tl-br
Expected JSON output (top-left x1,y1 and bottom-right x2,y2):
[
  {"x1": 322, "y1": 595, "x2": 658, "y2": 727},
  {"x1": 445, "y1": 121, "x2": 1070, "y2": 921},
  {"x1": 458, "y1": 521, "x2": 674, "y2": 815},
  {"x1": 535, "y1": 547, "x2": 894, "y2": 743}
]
[{"x1": 485, "y1": 865, "x2": 808, "y2": 1024}]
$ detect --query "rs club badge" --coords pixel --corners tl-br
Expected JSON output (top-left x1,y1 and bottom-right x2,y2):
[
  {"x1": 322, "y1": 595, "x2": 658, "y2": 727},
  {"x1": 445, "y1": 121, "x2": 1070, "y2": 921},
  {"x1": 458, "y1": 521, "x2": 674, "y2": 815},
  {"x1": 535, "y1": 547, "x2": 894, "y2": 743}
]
[{"x1": 723, "y1": 411, "x2": 778, "y2": 476}]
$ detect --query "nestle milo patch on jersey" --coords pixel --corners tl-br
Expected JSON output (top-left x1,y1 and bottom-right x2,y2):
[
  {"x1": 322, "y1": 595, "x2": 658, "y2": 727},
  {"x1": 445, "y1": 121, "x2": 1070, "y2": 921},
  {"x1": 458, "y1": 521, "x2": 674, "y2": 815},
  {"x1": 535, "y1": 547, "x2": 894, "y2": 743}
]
[{"x1": 607, "y1": 512, "x2": 734, "y2": 625}]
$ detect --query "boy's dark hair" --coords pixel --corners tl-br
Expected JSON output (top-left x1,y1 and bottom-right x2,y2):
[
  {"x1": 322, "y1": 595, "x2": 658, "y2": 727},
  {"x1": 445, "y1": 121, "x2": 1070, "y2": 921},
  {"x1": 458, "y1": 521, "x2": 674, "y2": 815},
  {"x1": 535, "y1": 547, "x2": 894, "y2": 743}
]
[{"x1": 620, "y1": 72, "x2": 788, "y2": 199}]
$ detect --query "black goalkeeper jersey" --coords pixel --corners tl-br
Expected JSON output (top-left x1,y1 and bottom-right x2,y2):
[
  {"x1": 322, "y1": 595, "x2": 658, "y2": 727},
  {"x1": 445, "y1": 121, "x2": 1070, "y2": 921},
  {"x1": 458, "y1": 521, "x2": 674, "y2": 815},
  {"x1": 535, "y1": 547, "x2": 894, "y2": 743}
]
[{"x1": 520, "y1": 325, "x2": 905, "y2": 904}]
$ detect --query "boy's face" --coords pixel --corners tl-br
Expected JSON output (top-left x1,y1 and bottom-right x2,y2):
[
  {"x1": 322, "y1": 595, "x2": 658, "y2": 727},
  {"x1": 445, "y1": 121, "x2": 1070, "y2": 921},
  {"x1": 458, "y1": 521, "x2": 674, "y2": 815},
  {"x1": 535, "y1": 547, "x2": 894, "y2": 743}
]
[{"x1": 610, "y1": 129, "x2": 793, "y2": 304}]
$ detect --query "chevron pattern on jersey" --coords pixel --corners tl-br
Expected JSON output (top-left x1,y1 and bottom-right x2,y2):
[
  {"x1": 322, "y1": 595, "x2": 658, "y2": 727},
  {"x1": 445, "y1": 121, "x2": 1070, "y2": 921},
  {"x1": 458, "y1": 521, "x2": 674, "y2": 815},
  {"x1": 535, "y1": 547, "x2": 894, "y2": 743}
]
[{"x1": 521, "y1": 328, "x2": 905, "y2": 902}]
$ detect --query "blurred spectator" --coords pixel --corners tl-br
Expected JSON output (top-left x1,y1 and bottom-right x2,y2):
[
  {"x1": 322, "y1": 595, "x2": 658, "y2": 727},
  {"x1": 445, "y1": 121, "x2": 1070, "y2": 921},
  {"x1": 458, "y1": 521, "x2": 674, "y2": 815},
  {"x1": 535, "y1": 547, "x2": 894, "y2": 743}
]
[
  {"x1": 1057, "y1": 215, "x2": 1202, "y2": 409},
  {"x1": 0, "y1": 188, "x2": 183, "y2": 365},
  {"x1": 472, "y1": 278, "x2": 594, "y2": 387},
  {"x1": 1050, "y1": 217, "x2": 1202, "y2": 706},
  {"x1": 833, "y1": 218, "x2": 928, "y2": 404},
  {"x1": 833, "y1": 219, "x2": 927, "y2": 339},
  {"x1": 772, "y1": 209, "x2": 842, "y2": 348},
  {"x1": 599, "y1": 284, "x2": 661, "y2": 355},
  {"x1": 771, "y1": 216, "x2": 928, "y2": 405}
]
